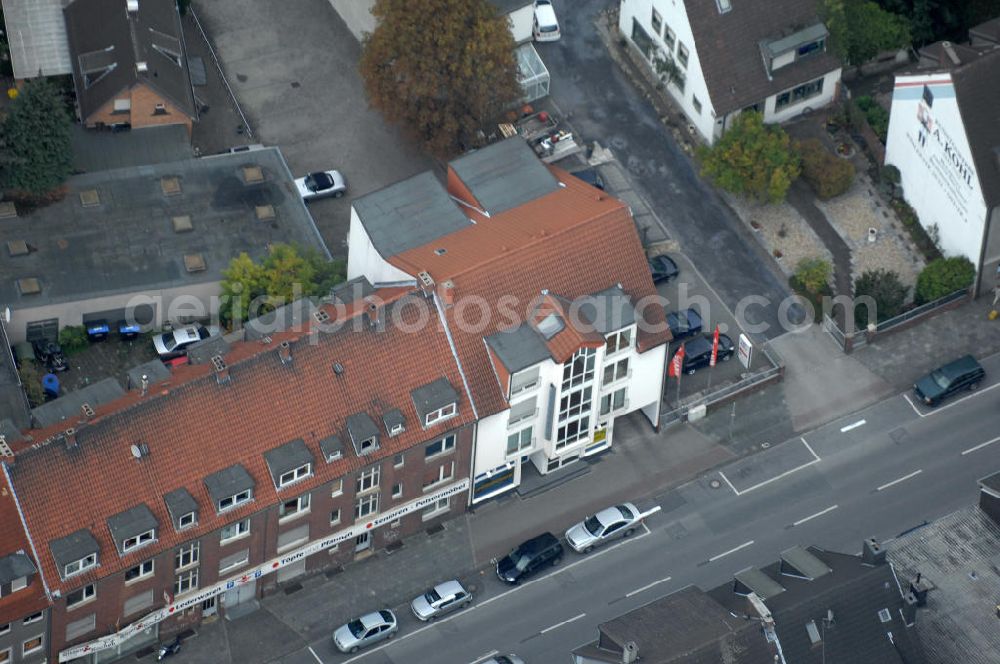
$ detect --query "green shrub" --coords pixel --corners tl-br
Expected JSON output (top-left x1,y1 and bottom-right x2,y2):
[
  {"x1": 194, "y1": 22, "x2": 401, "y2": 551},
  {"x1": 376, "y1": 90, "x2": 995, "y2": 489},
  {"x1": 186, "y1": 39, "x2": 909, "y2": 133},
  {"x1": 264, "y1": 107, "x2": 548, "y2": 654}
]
[
  {"x1": 794, "y1": 257, "x2": 832, "y2": 294},
  {"x1": 854, "y1": 269, "x2": 908, "y2": 326},
  {"x1": 891, "y1": 199, "x2": 942, "y2": 262},
  {"x1": 914, "y1": 257, "x2": 975, "y2": 304},
  {"x1": 880, "y1": 164, "x2": 901, "y2": 185},
  {"x1": 58, "y1": 325, "x2": 88, "y2": 354},
  {"x1": 797, "y1": 139, "x2": 855, "y2": 200},
  {"x1": 856, "y1": 96, "x2": 876, "y2": 112},
  {"x1": 789, "y1": 275, "x2": 834, "y2": 323},
  {"x1": 866, "y1": 105, "x2": 890, "y2": 142},
  {"x1": 17, "y1": 362, "x2": 46, "y2": 406}
]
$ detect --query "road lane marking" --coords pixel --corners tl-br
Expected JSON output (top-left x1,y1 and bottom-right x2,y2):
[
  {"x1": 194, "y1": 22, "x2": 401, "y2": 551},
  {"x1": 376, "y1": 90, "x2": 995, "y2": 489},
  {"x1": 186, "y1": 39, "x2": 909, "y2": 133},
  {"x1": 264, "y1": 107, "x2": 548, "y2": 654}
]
[
  {"x1": 707, "y1": 540, "x2": 754, "y2": 563},
  {"x1": 540, "y1": 613, "x2": 586, "y2": 634},
  {"x1": 876, "y1": 469, "x2": 923, "y2": 492},
  {"x1": 719, "y1": 438, "x2": 821, "y2": 497},
  {"x1": 791, "y1": 504, "x2": 838, "y2": 527},
  {"x1": 801, "y1": 437, "x2": 820, "y2": 461},
  {"x1": 903, "y1": 381, "x2": 1000, "y2": 418},
  {"x1": 624, "y1": 576, "x2": 672, "y2": 598},
  {"x1": 961, "y1": 435, "x2": 1000, "y2": 456},
  {"x1": 470, "y1": 651, "x2": 499, "y2": 664},
  {"x1": 308, "y1": 646, "x2": 324, "y2": 664},
  {"x1": 840, "y1": 419, "x2": 866, "y2": 433}
]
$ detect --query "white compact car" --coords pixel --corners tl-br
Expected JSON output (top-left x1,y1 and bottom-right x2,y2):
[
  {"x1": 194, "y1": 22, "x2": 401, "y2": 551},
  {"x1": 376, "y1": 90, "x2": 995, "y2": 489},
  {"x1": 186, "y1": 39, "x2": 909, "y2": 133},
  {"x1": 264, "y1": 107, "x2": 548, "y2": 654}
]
[
  {"x1": 565, "y1": 502, "x2": 642, "y2": 553},
  {"x1": 533, "y1": 0, "x2": 561, "y2": 41},
  {"x1": 295, "y1": 170, "x2": 347, "y2": 201}
]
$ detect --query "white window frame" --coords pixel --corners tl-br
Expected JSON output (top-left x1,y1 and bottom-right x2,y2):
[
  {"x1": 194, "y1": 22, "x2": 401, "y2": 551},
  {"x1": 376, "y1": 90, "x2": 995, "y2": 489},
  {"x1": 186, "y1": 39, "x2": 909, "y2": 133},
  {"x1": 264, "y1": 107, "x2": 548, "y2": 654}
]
[
  {"x1": 66, "y1": 583, "x2": 96, "y2": 609},
  {"x1": 510, "y1": 366, "x2": 540, "y2": 397},
  {"x1": 278, "y1": 493, "x2": 311, "y2": 521},
  {"x1": 602, "y1": 357, "x2": 630, "y2": 387},
  {"x1": 0, "y1": 623, "x2": 9, "y2": 635},
  {"x1": 331, "y1": 478, "x2": 344, "y2": 497},
  {"x1": 10, "y1": 576, "x2": 27, "y2": 592},
  {"x1": 356, "y1": 466, "x2": 380, "y2": 494},
  {"x1": 424, "y1": 461, "x2": 455, "y2": 492},
  {"x1": 507, "y1": 426, "x2": 533, "y2": 456},
  {"x1": 600, "y1": 387, "x2": 629, "y2": 416},
  {"x1": 178, "y1": 511, "x2": 196, "y2": 530},
  {"x1": 22, "y1": 636, "x2": 43, "y2": 656},
  {"x1": 391, "y1": 482, "x2": 403, "y2": 499},
  {"x1": 124, "y1": 559, "x2": 154, "y2": 584},
  {"x1": 424, "y1": 402, "x2": 457, "y2": 426},
  {"x1": 278, "y1": 463, "x2": 312, "y2": 489},
  {"x1": 175, "y1": 542, "x2": 200, "y2": 571},
  {"x1": 393, "y1": 453, "x2": 405, "y2": 468},
  {"x1": 330, "y1": 508, "x2": 341, "y2": 526},
  {"x1": 220, "y1": 519, "x2": 250, "y2": 544},
  {"x1": 508, "y1": 396, "x2": 538, "y2": 428},
  {"x1": 22, "y1": 612, "x2": 42, "y2": 625},
  {"x1": 65, "y1": 612, "x2": 96, "y2": 641},
  {"x1": 122, "y1": 528, "x2": 156, "y2": 554},
  {"x1": 678, "y1": 42, "x2": 690, "y2": 68},
  {"x1": 425, "y1": 434, "x2": 456, "y2": 460},
  {"x1": 0, "y1": 647, "x2": 9, "y2": 664},
  {"x1": 358, "y1": 437, "x2": 378, "y2": 454},
  {"x1": 218, "y1": 489, "x2": 252, "y2": 513},
  {"x1": 174, "y1": 568, "x2": 198, "y2": 596},
  {"x1": 355, "y1": 492, "x2": 379, "y2": 520},
  {"x1": 64, "y1": 553, "x2": 97, "y2": 579},
  {"x1": 605, "y1": 328, "x2": 633, "y2": 356},
  {"x1": 218, "y1": 550, "x2": 250, "y2": 575},
  {"x1": 422, "y1": 497, "x2": 450, "y2": 521}
]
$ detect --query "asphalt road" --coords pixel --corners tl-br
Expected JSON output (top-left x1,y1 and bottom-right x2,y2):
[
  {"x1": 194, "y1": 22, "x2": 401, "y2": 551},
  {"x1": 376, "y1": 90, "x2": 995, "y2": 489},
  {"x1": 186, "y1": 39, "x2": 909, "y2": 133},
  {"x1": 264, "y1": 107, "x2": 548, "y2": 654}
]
[
  {"x1": 281, "y1": 351, "x2": 1000, "y2": 664},
  {"x1": 535, "y1": 0, "x2": 793, "y2": 338}
]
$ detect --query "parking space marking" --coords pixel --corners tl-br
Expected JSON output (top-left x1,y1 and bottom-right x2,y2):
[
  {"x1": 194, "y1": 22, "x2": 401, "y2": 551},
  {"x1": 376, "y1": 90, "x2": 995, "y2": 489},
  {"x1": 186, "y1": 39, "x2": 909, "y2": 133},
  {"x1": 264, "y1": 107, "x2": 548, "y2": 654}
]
[
  {"x1": 718, "y1": 438, "x2": 821, "y2": 497},
  {"x1": 876, "y1": 470, "x2": 923, "y2": 492},
  {"x1": 840, "y1": 419, "x2": 866, "y2": 433},
  {"x1": 707, "y1": 540, "x2": 754, "y2": 563},
  {"x1": 540, "y1": 613, "x2": 586, "y2": 634},
  {"x1": 903, "y1": 381, "x2": 1000, "y2": 418},
  {"x1": 308, "y1": 646, "x2": 324, "y2": 664},
  {"x1": 469, "y1": 650, "x2": 499, "y2": 664},
  {"x1": 790, "y1": 504, "x2": 838, "y2": 528},
  {"x1": 961, "y1": 435, "x2": 1000, "y2": 456},
  {"x1": 624, "y1": 576, "x2": 672, "y2": 598}
]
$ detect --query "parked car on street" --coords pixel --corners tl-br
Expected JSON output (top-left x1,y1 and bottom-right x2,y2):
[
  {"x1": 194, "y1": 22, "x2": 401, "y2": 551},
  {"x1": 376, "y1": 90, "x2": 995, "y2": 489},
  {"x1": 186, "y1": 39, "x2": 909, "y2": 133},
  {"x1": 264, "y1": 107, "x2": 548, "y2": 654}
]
[
  {"x1": 152, "y1": 325, "x2": 220, "y2": 360},
  {"x1": 913, "y1": 355, "x2": 985, "y2": 406},
  {"x1": 496, "y1": 532, "x2": 563, "y2": 584},
  {"x1": 333, "y1": 609, "x2": 397, "y2": 653},
  {"x1": 481, "y1": 656, "x2": 526, "y2": 664},
  {"x1": 681, "y1": 333, "x2": 734, "y2": 374},
  {"x1": 533, "y1": 0, "x2": 561, "y2": 41},
  {"x1": 565, "y1": 502, "x2": 642, "y2": 553},
  {"x1": 570, "y1": 168, "x2": 605, "y2": 190},
  {"x1": 295, "y1": 170, "x2": 346, "y2": 201},
  {"x1": 410, "y1": 579, "x2": 472, "y2": 621},
  {"x1": 666, "y1": 308, "x2": 703, "y2": 341},
  {"x1": 648, "y1": 254, "x2": 679, "y2": 283}
]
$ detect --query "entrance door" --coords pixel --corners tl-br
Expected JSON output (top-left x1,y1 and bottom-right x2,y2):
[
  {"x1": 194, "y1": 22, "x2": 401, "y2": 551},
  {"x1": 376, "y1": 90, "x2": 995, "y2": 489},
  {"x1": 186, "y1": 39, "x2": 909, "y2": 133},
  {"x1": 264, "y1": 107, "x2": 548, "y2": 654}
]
[
  {"x1": 354, "y1": 532, "x2": 371, "y2": 553},
  {"x1": 202, "y1": 596, "x2": 217, "y2": 617},
  {"x1": 223, "y1": 580, "x2": 256, "y2": 607}
]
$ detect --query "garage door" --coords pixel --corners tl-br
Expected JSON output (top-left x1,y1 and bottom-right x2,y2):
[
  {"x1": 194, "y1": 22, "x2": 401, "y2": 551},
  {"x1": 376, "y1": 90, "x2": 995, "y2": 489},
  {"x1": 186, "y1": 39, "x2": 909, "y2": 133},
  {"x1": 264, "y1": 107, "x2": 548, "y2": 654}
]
[{"x1": 26, "y1": 318, "x2": 58, "y2": 343}]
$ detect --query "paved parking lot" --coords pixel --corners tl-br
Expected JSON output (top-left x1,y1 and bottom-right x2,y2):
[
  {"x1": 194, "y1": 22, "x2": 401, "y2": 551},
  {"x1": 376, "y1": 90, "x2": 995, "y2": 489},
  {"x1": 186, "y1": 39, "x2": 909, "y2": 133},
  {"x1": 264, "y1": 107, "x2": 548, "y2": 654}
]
[{"x1": 192, "y1": 0, "x2": 432, "y2": 258}]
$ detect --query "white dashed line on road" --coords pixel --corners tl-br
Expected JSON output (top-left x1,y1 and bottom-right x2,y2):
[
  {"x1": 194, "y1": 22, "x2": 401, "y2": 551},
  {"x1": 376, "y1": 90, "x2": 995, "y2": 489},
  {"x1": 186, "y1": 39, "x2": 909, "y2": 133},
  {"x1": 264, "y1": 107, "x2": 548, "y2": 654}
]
[
  {"x1": 624, "y1": 576, "x2": 672, "y2": 598},
  {"x1": 840, "y1": 419, "x2": 866, "y2": 433},
  {"x1": 718, "y1": 438, "x2": 821, "y2": 497},
  {"x1": 540, "y1": 613, "x2": 586, "y2": 634},
  {"x1": 307, "y1": 646, "x2": 324, "y2": 664},
  {"x1": 961, "y1": 435, "x2": 1000, "y2": 456},
  {"x1": 469, "y1": 650, "x2": 499, "y2": 664},
  {"x1": 792, "y1": 504, "x2": 838, "y2": 527},
  {"x1": 708, "y1": 540, "x2": 754, "y2": 563},
  {"x1": 876, "y1": 469, "x2": 923, "y2": 492}
]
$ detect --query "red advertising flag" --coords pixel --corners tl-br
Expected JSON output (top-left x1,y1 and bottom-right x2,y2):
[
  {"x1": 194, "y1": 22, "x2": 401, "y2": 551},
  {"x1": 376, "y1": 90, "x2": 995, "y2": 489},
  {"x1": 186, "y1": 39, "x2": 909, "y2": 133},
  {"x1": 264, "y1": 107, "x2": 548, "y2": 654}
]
[
  {"x1": 710, "y1": 325, "x2": 720, "y2": 367},
  {"x1": 669, "y1": 345, "x2": 685, "y2": 378}
]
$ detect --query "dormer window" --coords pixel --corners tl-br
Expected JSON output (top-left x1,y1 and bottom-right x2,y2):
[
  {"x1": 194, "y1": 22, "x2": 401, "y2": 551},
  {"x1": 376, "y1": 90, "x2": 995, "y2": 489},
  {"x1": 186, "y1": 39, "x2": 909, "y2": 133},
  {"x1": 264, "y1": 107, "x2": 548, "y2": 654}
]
[
  {"x1": 358, "y1": 438, "x2": 377, "y2": 454},
  {"x1": 279, "y1": 463, "x2": 311, "y2": 487},
  {"x1": 510, "y1": 366, "x2": 540, "y2": 397},
  {"x1": 122, "y1": 529, "x2": 155, "y2": 553},
  {"x1": 424, "y1": 402, "x2": 456, "y2": 426},
  {"x1": 205, "y1": 464, "x2": 256, "y2": 514},
  {"x1": 178, "y1": 512, "x2": 196, "y2": 529},
  {"x1": 347, "y1": 413, "x2": 381, "y2": 456},
  {"x1": 382, "y1": 409, "x2": 406, "y2": 437},
  {"x1": 218, "y1": 490, "x2": 252, "y2": 512},
  {"x1": 164, "y1": 488, "x2": 199, "y2": 532},
  {"x1": 64, "y1": 554, "x2": 97, "y2": 578},
  {"x1": 11, "y1": 577, "x2": 27, "y2": 592}
]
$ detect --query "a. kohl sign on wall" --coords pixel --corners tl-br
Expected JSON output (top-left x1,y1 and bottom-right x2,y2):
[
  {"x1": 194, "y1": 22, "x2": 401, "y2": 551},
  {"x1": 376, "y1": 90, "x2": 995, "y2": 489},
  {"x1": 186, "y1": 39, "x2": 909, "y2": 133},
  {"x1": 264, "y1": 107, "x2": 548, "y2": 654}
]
[{"x1": 885, "y1": 74, "x2": 988, "y2": 263}]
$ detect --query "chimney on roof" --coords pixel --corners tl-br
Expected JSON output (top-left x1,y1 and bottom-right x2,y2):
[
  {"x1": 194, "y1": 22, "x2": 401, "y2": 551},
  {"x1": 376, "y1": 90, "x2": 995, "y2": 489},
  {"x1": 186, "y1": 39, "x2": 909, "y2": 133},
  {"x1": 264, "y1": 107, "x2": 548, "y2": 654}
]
[
  {"x1": 136, "y1": 61, "x2": 148, "y2": 74},
  {"x1": 901, "y1": 591, "x2": 918, "y2": 626},
  {"x1": 364, "y1": 300, "x2": 382, "y2": 330},
  {"x1": 417, "y1": 270, "x2": 435, "y2": 296},
  {"x1": 212, "y1": 355, "x2": 230, "y2": 384},
  {"x1": 64, "y1": 428, "x2": 78, "y2": 450},
  {"x1": 127, "y1": 0, "x2": 139, "y2": 12},
  {"x1": 0, "y1": 435, "x2": 12, "y2": 458},
  {"x1": 140, "y1": 374, "x2": 148, "y2": 396},
  {"x1": 909, "y1": 573, "x2": 931, "y2": 606},
  {"x1": 621, "y1": 641, "x2": 638, "y2": 664},
  {"x1": 438, "y1": 280, "x2": 455, "y2": 308},
  {"x1": 862, "y1": 538, "x2": 886, "y2": 566},
  {"x1": 278, "y1": 340, "x2": 292, "y2": 365},
  {"x1": 81, "y1": 402, "x2": 95, "y2": 421}
]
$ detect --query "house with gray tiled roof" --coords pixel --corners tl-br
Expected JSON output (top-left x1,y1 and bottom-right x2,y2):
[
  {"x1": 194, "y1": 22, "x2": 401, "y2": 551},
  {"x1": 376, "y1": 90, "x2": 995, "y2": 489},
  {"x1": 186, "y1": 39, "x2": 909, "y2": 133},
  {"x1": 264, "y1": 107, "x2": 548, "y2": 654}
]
[{"x1": 618, "y1": 0, "x2": 843, "y2": 144}]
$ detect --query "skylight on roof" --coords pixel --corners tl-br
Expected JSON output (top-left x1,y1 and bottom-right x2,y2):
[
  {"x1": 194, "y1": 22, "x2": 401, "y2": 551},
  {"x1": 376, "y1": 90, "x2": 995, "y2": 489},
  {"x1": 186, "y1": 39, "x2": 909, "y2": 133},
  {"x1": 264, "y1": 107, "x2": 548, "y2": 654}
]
[
  {"x1": 717, "y1": 0, "x2": 733, "y2": 13},
  {"x1": 536, "y1": 313, "x2": 565, "y2": 340}
]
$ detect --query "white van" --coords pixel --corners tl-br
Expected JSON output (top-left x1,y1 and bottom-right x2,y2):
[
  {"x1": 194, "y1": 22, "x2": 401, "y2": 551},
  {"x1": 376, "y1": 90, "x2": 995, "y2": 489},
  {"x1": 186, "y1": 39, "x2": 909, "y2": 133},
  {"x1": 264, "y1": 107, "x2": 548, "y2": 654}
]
[{"x1": 533, "y1": 1, "x2": 561, "y2": 42}]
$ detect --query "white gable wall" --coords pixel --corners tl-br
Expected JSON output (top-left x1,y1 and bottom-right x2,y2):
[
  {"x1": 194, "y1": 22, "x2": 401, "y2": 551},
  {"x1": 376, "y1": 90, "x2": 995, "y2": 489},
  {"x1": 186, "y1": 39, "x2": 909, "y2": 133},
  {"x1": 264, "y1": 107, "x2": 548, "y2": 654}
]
[
  {"x1": 507, "y1": 4, "x2": 535, "y2": 43},
  {"x1": 885, "y1": 73, "x2": 988, "y2": 266},
  {"x1": 346, "y1": 207, "x2": 415, "y2": 284}
]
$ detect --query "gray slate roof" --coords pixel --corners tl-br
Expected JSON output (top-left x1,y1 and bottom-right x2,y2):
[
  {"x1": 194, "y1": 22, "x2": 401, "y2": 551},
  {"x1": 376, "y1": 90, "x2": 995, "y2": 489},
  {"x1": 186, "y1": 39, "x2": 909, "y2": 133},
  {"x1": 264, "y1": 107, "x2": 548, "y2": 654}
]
[
  {"x1": 0, "y1": 552, "x2": 36, "y2": 584},
  {"x1": 0, "y1": 320, "x2": 30, "y2": 430},
  {"x1": 576, "y1": 285, "x2": 636, "y2": 334},
  {"x1": 353, "y1": 171, "x2": 471, "y2": 259},
  {"x1": 263, "y1": 438, "x2": 315, "y2": 486},
  {"x1": 126, "y1": 359, "x2": 171, "y2": 391},
  {"x1": 203, "y1": 463, "x2": 255, "y2": 505},
  {"x1": 0, "y1": 148, "x2": 329, "y2": 312},
  {"x1": 382, "y1": 408, "x2": 405, "y2": 434},
  {"x1": 63, "y1": 0, "x2": 196, "y2": 122},
  {"x1": 106, "y1": 503, "x2": 158, "y2": 549},
  {"x1": 1, "y1": 0, "x2": 73, "y2": 79},
  {"x1": 486, "y1": 323, "x2": 551, "y2": 373},
  {"x1": 952, "y1": 49, "x2": 1000, "y2": 208},
  {"x1": 410, "y1": 378, "x2": 459, "y2": 423},
  {"x1": 31, "y1": 377, "x2": 125, "y2": 428},
  {"x1": 331, "y1": 276, "x2": 375, "y2": 305},
  {"x1": 163, "y1": 487, "x2": 198, "y2": 524},
  {"x1": 49, "y1": 528, "x2": 99, "y2": 570},
  {"x1": 244, "y1": 298, "x2": 318, "y2": 341},
  {"x1": 684, "y1": 0, "x2": 841, "y2": 116},
  {"x1": 346, "y1": 413, "x2": 380, "y2": 450},
  {"x1": 319, "y1": 434, "x2": 343, "y2": 462},
  {"x1": 448, "y1": 138, "x2": 559, "y2": 214}
]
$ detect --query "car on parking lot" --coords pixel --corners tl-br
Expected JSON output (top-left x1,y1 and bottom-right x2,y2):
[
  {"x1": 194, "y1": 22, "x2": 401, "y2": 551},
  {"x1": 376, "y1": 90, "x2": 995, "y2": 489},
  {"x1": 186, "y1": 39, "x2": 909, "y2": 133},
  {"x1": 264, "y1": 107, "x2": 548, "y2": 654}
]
[
  {"x1": 496, "y1": 532, "x2": 563, "y2": 584},
  {"x1": 410, "y1": 579, "x2": 472, "y2": 621},
  {"x1": 481, "y1": 656, "x2": 526, "y2": 664},
  {"x1": 648, "y1": 254, "x2": 679, "y2": 283},
  {"x1": 570, "y1": 168, "x2": 605, "y2": 190},
  {"x1": 533, "y1": 0, "x2": 561, "y2": 41},
  {"x1": 152, "y1": 325, "x2": 220, "y2": 360},
  {"x1": 295, "y1": 170, "x2": 347, "y2": 201},
  {"x1": 565, "y1": 502, "x2": 642, "y2": 553},
  {"x1": 913, "y1": 355, "x2": 985, "y2": 406},
  {"x1": 681, "y1": 333, "x2": 734, "y2": 374},
  {"x1": 333, "y1": 609, "x2": 397, "y2": 653},
  {"x1": 666, "y1": 308, "x2": 703, "y2": 341}
]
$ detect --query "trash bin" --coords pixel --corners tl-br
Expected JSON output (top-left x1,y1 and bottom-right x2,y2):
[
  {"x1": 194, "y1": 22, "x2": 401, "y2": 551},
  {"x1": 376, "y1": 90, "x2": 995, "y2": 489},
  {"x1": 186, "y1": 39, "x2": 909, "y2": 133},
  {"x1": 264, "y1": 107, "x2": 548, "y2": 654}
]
[
  {"x1": 42, "y1": 373, "x2": 60, "y2": 399},
  {"x1": 118, "y1": 320, "x2": 142, "y2": 340},
  {"x1": 86, "y1": 319, "x2": 110, "y2": 341}
]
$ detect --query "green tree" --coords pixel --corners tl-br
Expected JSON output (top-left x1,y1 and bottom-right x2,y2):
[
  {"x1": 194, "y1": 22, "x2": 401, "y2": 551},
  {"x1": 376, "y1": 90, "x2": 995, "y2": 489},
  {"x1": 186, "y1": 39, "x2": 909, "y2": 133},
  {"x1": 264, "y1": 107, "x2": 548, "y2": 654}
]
[
  {"x1": 794, "y1": 258, "x2": 833, "y2": 294},
  {"x1": 58, "y1": 325, "x2": 89, "y2": 354},
  {"x1": 698, "y1": 112, "x2": 801, "y2": 203},
  {"x1": 0, "y1": 78, "x2": 74, "y2": 196},
  {"x1": 875, "y1": 0, "x2": 999, "y2": 46},
  {"x1": 854, "y1": 269, "x2": 908, "y2": 326},
  {"x1": 359, "y1": 0, "x2": 521, "y2": 158},
  {"x1": 914, "y1": 256, "x2": 975, "y2": 304},
  {"x1": 220, "y1": 252, "x2": 267, "y2": 327},
  {"x1": 824, "y1": 0, "x2": 911, "y2": 65},
  {"x1": 798, "y1": 139, "x2": 855, "y2": 200},
  {"x1": 17, "y1": 362, "x2": 45, "y2": 407}
]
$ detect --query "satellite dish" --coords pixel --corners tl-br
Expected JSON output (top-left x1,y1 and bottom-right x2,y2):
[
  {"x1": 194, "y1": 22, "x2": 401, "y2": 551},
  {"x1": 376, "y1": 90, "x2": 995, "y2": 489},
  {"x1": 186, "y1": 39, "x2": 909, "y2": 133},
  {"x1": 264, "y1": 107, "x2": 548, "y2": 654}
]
[{"x1": 130, "y1": 444, "x2": 142, "y2": 459}]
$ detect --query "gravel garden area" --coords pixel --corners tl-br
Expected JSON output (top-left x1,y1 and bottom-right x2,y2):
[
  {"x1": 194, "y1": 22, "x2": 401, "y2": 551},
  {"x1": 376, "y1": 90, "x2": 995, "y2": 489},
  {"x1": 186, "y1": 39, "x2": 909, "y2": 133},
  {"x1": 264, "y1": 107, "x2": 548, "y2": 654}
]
[{"x1": 727, "y1": 195, "x2": 833, "y2": 276}]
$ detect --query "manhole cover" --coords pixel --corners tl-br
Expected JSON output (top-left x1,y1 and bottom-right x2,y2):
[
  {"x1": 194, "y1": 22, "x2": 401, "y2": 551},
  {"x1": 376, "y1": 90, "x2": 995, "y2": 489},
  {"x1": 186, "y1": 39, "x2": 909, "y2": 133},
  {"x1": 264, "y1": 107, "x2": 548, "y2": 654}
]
[{"x1": 709, "y1": 479, "x2": 721, "y2": 489}]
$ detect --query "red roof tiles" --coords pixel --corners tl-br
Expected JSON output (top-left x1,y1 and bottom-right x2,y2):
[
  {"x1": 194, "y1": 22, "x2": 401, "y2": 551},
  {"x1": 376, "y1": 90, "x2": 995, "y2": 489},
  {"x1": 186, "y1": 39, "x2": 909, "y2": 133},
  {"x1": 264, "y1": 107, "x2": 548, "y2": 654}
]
[{"x1": 0, "y1": 474, "x2": 49, "y2": 620}]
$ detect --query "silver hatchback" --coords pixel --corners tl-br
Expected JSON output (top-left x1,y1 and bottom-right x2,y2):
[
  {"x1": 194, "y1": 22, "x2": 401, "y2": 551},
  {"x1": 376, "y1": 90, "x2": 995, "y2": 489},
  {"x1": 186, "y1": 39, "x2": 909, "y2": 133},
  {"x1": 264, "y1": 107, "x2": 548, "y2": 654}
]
[
  {"x1": 332, "y1": 609, "x2": 397, "y2": 653},
  {"x1": 410, "y1": 579, "x2": 472, "y2": 621}
]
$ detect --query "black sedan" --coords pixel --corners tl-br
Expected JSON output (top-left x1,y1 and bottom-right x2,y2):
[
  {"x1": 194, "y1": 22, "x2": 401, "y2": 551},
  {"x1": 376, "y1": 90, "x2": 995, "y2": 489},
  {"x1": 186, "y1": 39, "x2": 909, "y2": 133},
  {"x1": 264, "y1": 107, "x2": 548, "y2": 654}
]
[
  {"x1": 681, "y1": 333, "x2": 734, "y2": 374},
  {"x1": 648, "y1": 254, "x2": 679, "y2": 283},
  {"x1": 666, "y1": 307, "x2": 703, "y2": 341}
]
